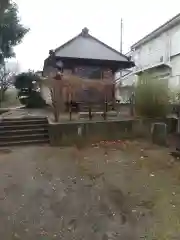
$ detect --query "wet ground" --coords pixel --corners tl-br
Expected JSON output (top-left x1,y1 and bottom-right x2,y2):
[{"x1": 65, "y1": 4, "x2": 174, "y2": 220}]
[{"x1": 0, "y1": 141, "x2": 180, "y2": 239}]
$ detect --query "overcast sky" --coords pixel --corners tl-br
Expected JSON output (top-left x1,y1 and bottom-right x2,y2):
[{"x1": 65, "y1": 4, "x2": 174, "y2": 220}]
[{"x1": 13, "y1": 0, "x2": 180, "y2": 72}]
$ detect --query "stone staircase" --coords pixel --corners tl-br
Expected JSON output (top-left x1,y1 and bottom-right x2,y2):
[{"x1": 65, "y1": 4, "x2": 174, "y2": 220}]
[
  {"x1": 79, "y1": 103, "x2": 112, "y2": 112},
  {"x1": 0, "y1": 117, "x2": 49, "y2": 147}
]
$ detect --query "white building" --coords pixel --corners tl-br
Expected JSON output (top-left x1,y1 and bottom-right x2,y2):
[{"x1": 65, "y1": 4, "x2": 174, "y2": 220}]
[{"x1": 116, "y1": 13, "x2": 180, "y2": 102}]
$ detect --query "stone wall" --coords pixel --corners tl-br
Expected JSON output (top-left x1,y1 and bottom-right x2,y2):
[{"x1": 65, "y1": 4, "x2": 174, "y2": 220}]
[
  {"x1": 48, "y1": 118, "x2": 175, "y2": 146},
  {"x1": 40, "y1": 78, "x2": 53, "y2": 106}
]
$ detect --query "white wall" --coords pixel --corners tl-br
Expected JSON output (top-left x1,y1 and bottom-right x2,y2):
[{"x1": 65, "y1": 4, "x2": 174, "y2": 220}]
[
  {"x1": 132, "y1": 23, "x2": 180, "y2": 70},
  {"x1": 132, "y1": 32, "x2": 170, "y2": 70},
  {"x1": 130, "y1": 23, "x2": 180, "y2": 89},
  {"x1": 41, "y1": 85, "x2": 52, "y2": 105},
  {"x1": 171, "y1": 24, "x2": 180, "y2": 57},
  {"x1": 169, "y1": 55, "x2": 180, "y2": 89},
  {"x1": 116, "y1": 22, "x2": 180, "y2": 100},
  {"x1": 171, "y1": 55, "x2": 180, "y2": 76}
]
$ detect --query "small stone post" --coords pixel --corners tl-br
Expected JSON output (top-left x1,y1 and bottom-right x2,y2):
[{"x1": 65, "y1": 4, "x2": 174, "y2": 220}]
[
  {"x1": 151, "y1": 122, "x2": 167, "y2": 146},
  {"x1": 177, "y1": 116, "x2": 180, "y2": 133}
]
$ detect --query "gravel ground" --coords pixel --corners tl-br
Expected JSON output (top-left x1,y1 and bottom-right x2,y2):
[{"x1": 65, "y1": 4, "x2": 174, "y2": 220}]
[{"x1": 0, "y1": 141, "x2": 180, "y2": 239}]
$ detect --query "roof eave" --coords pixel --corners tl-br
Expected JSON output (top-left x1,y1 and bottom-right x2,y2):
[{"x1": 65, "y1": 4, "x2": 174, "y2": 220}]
[
  {"x1": 131, "y1": 13, "x2": 180, "y2": 50},
  {"x1": 135, "y1": 62, "x2": 171, "y2": 75},
  {"x1": 47, "y1": 56, "x2": 135, "y2": 70}
]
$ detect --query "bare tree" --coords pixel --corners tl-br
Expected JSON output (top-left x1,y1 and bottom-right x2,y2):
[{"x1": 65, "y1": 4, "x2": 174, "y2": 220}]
[{"x1": 0, "y1": 65, "x2": 14, "y2": 105}]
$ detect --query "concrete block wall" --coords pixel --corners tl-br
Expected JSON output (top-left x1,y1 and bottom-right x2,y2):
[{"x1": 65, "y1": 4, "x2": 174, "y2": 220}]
[{"x1": 48, "y1": 118, "x2": 174, "y2": 146}]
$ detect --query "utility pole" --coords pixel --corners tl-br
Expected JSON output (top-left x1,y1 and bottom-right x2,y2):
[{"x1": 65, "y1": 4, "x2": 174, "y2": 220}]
[
  {"x1": 117, "y1": 18, "x2": 123, "y2": 109},
  {"x1": 120, "y1": 18, "x2": 123, "y2": 53},
  {"x1": 119, "y1": 18, "x2": 123, "y2": 80}
]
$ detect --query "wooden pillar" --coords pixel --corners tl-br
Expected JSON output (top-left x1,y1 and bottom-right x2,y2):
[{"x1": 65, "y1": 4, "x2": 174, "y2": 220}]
[
  {"x1": 112, "y1": 83, "x2": 115, "y2": 110},
  {"x1": 68, "y1": 85, "x2": 72, "y2": 120},
  {"x1": 51, "y1": 80, "x2": 59, "y2": 122},
  {"x1": 112, "y1": 70, "x2": 115, "y2": 111}
]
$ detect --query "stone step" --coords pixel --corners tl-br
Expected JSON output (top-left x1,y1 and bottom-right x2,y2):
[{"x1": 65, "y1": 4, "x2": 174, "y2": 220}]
[
  {"x1": 1, "y1": 117, "x2": 47, "y2": 121},
  {"x1": 0, "y1": 117, "x2": 50, "y2": 147},
  {"x1": 0, "y1": 139, "x2": 49, "y2": 147},
  {"x1": 0, "y1": 128, "x2": 48, "y2": 136},
  {"x1": 79, "y1": 111, "x2": 117, "y2": 119},
  {"x1": 0, "y1": 133, "x2": 49, "y2": 142},
  {"x1": 0, "y1": 118, "x2": 48, "y2": 126},
  {"x1": 79, "y1": 105, "x2": 108, "y2": 111},
  {"x1": 0, "y1": 124, "x2": 48, "y2": 131}
]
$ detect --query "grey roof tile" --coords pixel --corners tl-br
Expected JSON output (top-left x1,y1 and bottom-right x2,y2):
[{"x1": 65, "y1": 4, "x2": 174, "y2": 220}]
[{"x1": 54, "y1": 28, "x2": 129, "y2": 62}]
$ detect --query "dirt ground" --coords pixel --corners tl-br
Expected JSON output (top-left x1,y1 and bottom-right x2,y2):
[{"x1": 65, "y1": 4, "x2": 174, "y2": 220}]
[{"x1": 0, "y1": 141, "x2": 180, "y2": 239}]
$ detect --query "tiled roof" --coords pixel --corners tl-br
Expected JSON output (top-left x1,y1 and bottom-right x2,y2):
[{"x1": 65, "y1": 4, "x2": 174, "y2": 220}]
[{"x1": 54, "y1": 28, "x2": 130, "y2": 62}]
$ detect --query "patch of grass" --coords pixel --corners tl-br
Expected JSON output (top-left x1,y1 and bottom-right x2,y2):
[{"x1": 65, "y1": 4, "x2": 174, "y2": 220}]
[{"x1": 1, "y1": 87, "x2": 21, "y2": 108}]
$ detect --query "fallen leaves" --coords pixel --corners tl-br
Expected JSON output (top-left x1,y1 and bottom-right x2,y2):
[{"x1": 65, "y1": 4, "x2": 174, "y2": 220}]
[
  {"x1": 91, "y1": 140, "x2": 129, "y2": 153},
  {"x1": 13, "y1": 233, "x2": 21, "y2": 239},
  {"x1": 150, "y1": 173, "x2": 155, "y2": 177}
]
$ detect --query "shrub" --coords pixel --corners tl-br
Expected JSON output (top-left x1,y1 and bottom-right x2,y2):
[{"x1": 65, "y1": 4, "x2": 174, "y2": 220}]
[
  {"x1": 14, "y1": 71, "x2": 40, "y2": 90},
  {"x1": 135, "y1": 73, "x2": 169, "y2": 118},
  {"x1": 15, "y1": 71, "x2": 46, "y2": 108},
  {"x1": 18, "y1": 89, "x2": 46, "y2": 108}
]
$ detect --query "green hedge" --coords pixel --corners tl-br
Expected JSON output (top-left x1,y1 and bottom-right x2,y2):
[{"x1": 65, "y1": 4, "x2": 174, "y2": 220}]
[{"x1": 18, "y1": 89, "x2": 46, "y2": 108}]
